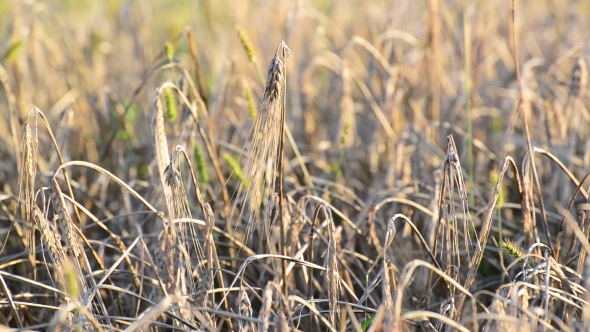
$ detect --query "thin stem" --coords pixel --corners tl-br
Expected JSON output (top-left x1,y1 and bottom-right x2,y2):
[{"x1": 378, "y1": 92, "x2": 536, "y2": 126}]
[
  {"x1": 307, "y1": 205, "x2": 324, "y2": 332},
  {"x1": 463, "y1": 2, "x2": 474, "y2": 206},
  {"x1": 278, "y1": 49, "x2": 288, "y2": 300}
]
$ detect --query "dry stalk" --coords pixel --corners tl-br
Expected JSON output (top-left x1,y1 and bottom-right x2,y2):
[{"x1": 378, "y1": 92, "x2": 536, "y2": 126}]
[
  {"x1": 33, "y1": 205, "x2": 67, "y2": 284},
  {"x1": 233, "y1": 41, "x2": 291, "y2": 299},
  {"x1": 153, "y1": 222, "x2": 193, "y2": 327},
  {"x1": 381, "y1": 258, "x2": 394, "y2": 326},
  {"x1": 152, "y1": 88, "x2": 171, "y2": 198},
  {"x1": 326, "y1": 208, "x2": 341, "y2": 329},
  {"x1": 430, "y1": 136, "x2": 475, "y2": 315},
  {"x1": 168, "y1": 147, "x2": 205, "y2": 274},
  {"x1": 50, "y1": 179, "x2": 110, "y2": 329},
  {"x1": 19, "y1": 118, "x2": 38, "y2": 271},
  {"x1": 456, "y1": 156, "x2": 519, "y2": 322}
]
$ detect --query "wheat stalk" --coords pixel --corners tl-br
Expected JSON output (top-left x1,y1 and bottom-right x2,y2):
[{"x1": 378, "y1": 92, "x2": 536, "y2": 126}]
[{"x1": 326, "y1": 209, "x2": 341, "y2": 329}]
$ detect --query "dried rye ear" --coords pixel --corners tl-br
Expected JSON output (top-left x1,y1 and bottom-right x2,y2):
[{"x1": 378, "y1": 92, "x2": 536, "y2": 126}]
[
  {"x1": 235, "y1": 41, "x2": 291, "y2": 239},
  {"x1": 193, "y1": 268, "x2": 214, "y2": 308},
  {"x1": 18, "y1": 117, "x2": 38, "y2": 269},
  {"x1": 33, "y1": 204, "x2": 67, "y2": 285},
  {"x1": 237, "y1": 283, "x2": 254, "y2": 332},
  {"x1": 50, "y1": 178, "x2": 110, "y2": 328},
  {"x1": 153, "y1": 222, "x2": 194, "y2": 327},
  {"x1": 167, "y1": 146, "x2": 205, "y2": 271}
]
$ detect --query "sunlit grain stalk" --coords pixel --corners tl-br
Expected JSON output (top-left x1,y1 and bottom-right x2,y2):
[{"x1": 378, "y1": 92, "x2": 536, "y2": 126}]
[
  {"x1": 19, "y1": 117, "x2": 37, "y2": 273},
  {"x1": 234, "y1": 41, "x2": 291, "y2": 297},
  {"x1": 275, "y1": 41, "x2": 291, "y2": 300},
  {"x1": 307, "y1": 204, "x2": 323, "y2": 332},
  {"x1": 326, "y1": 208, "x2": 341, "y2": 329},
  {"x1": 462, "y1": 2, "x2": 474, "y2": 206}
]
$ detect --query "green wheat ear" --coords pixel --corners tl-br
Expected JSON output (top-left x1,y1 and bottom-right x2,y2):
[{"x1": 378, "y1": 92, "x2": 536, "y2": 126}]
[
  {"x1": 242, "y1": 80, "x2": 257, "y2": 119},
  {"x1": 489, "y1": 169, "x2": 504, "y2": 208},
  {"x1": 500, "y1": 239, "x2": 524, "y2": 263},
  {"x1": 194, "y1": 144, "x2": 208, "y2": 185},
  {"x1": 2, "y1": 39, "x2": 24, "y2": 63},
  {"x1": 163, "y1": 42, "x2": 178, "y2": 120},
  {"x1": 224, "y1": 153, "x2": 249, "y2": 189},
  {"x1": 237, "y1": 27, "x2": 265, "y2": 83},
  {"x1": 237, "y1": 28, "x2": 257, "y2": 65},
  {"x1": 165, "y1": 42, "x2": 175, "y2": 61},
  {"x1": 63, "y1": 259, "x2": 80, "y2": 300},
  {"x1": 164, "y1": 88, "x2": 177, "y2": 120}
]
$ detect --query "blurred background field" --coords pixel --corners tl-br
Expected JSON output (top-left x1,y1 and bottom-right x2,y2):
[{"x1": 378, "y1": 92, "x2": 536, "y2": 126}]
[{"x1": 1, "y1": 0, "x2": 590, "y2": 330}]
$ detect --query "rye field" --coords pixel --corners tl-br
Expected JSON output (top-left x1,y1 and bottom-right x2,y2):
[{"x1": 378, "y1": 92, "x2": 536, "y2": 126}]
[{"x1": 0, "y1": 0, "x2": 590, "y2": 331}]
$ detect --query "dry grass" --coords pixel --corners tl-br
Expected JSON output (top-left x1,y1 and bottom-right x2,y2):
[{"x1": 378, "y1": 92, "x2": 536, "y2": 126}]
[{"x1": 1, "y1": 0, "x2": 590, "y2": 331}]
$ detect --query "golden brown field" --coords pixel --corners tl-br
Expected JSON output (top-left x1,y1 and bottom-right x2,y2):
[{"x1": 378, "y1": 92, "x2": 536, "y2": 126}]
[{"x1": 1, "y1": 0, "x2": 590, "y2": 331}]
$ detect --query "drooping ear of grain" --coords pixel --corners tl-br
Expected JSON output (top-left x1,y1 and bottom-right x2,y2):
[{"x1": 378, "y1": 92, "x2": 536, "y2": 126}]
[
  {"x1": 153, "y1": 222, "x2": 195, "y2": 327},
  {"x1": 50, "y1": 178, "x2": 111, "y2": 328},
  {"x1": 33, "y1": 204, "x2": 67, "y2": 285},
  {"x1": 159, "y1": 147, "x2": 205, "y2": 328}
]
